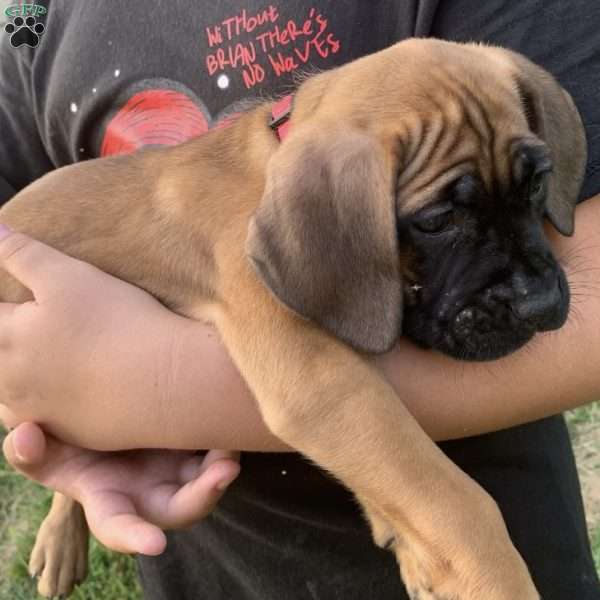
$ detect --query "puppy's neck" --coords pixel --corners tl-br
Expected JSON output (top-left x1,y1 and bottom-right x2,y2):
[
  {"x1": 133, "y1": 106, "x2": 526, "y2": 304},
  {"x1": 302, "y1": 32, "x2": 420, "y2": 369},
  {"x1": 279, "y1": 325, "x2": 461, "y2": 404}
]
[
  {"x1": 190, "y1": 103, "x2": 280, "y2": 193},
  {"x1": 174, "y1": 70, "x2": 329, "y2": 214},
  {"x1": 213, "y1": 103, "x2": 282, "y2": 178}
]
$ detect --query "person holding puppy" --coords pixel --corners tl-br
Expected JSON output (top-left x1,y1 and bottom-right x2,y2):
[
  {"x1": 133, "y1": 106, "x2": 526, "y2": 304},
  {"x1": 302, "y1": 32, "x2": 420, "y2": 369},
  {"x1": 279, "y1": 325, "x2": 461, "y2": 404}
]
[{"x1": 1, "y1": 1, "x2": 600, "y2": 599}]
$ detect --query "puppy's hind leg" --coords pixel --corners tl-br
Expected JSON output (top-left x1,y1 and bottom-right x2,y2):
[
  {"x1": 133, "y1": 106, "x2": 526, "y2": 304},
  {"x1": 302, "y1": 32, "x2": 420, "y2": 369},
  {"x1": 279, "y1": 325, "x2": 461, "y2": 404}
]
[{"x1": 30, "y1": 492, "x2": 89, "y2": 598}]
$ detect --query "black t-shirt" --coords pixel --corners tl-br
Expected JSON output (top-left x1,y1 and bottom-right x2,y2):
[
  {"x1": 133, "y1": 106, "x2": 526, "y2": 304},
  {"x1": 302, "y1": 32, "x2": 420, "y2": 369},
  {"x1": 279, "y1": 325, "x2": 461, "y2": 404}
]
[
  {"x1": 0, "y1": 1, "x2": 436, "y2": 191},
  {"x1": 1, "y1": 1, "x2": 599, "y2": 201},
  {"x1": 1, "y1": 2, "x2": 599, "y2": 599}
]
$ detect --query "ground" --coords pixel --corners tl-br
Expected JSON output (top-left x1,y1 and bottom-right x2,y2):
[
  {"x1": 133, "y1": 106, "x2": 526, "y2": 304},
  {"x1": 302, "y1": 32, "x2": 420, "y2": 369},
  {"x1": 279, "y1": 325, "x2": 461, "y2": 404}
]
[
  {"x1": 567, "y1": 403, "x2": 600, "y2": 568},
  {"x1": 0, "y1": 406, "x2": 598, "y2": 599},
  {"x1": 0, "y1": 430, "x2": 141, "y2": 600}
]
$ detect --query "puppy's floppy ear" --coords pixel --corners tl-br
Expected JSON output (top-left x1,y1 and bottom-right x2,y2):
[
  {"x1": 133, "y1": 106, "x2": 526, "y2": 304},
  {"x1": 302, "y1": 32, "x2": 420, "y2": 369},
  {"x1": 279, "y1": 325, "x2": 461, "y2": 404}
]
[
  {"x1": 246, "y1": 126, "x2": 402, "y2": 354},
  {"x1": 512, "y1": 54, "x2": 587, "y2": 236}
]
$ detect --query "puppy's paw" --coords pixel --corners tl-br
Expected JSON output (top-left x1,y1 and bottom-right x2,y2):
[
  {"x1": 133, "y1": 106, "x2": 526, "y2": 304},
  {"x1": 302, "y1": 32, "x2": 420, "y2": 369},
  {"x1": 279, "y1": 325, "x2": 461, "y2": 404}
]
[
  {"x1": 29, "y1": 503, "x2": 89, "y2": 598},
  {"x1": 393, "y1": 532, "x2": 540, "y2": 600},
  {"x1": 377, "y1": 493, "x2": 541, "y2": 600},
  {"x1": 396, "y1": 546, "x2": 540, "y2": 600}
]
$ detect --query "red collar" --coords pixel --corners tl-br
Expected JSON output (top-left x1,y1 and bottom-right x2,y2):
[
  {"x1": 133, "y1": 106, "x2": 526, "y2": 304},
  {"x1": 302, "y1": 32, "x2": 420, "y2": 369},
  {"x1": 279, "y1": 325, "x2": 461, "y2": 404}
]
[{"x1": 269, "y1": 95, "x2": 293, "y2": 141}]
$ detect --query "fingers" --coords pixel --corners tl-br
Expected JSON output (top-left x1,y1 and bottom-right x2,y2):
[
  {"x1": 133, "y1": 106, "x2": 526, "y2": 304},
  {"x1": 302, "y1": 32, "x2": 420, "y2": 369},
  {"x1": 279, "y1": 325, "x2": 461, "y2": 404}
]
[
  {"x1": 0, "y1": 225, "x2": 81, "y2": 297},
  {"x1": 2, "y1": 422, "x2": 89, "y2": 496},
  {"x1": 84, "y1": 499, "x2": 167, "y2": 556},
  {"x1": 99, "y1": 514, "x2": 166, "y2": 556},
  {"x1": 3, "y1": 421, "x2": 47, "y2": 464},
  {"x1": 179, "y1": 449, "x2": 240, "y2": 482},
  {"x1": 4, "y1": 426, "x2": 241, "y2": 554},
  {"x1": 203, "y1": 449, "x2": 241, "y2": 467},
  {"x1": 165, "y1": 452, "x2": 240, "y2": 528}
]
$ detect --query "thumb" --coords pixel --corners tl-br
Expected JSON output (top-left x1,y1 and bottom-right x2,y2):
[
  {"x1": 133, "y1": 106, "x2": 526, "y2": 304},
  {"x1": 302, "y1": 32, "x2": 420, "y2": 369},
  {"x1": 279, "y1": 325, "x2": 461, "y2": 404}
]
[
  {"x1": 3, "y1": 421, "x2": 48, "y2": 466},
  {"x1": 2, "y1": 422, "x2": 91, "y2": 496},
  {"x1": 0, "y1": 224, "x2": 78, "y2": 297}
]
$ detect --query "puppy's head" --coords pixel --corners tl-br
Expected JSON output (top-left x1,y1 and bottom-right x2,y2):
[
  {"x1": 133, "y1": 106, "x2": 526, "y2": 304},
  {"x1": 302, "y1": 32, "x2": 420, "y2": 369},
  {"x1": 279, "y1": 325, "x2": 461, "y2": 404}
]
[{"x1": 247, "y1": 39, "x2": 587, "y2": 360}]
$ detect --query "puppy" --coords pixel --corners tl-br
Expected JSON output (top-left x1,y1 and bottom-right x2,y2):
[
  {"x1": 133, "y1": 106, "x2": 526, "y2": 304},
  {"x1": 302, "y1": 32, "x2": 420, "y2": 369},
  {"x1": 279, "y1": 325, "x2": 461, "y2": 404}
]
[{"x1": 0, "y1": 38, "x2": 586, "y2": 599}]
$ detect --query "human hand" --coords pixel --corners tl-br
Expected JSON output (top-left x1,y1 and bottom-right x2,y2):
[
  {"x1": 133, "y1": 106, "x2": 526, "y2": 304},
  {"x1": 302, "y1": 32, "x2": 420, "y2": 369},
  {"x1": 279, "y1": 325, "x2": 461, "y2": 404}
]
[
  {"x1": 2, "y1": 422, "x2": 240, "y2": 554},
  {"x1": 0, "y1": 227, "x2": 199, "y2": 450}
]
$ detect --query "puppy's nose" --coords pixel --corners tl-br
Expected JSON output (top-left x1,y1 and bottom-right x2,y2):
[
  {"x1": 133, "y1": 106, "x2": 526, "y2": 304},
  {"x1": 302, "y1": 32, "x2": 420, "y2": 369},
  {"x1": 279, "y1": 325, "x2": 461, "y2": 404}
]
[{"x1": 509, "y1": 274, "x2": 562, "y2": 326}]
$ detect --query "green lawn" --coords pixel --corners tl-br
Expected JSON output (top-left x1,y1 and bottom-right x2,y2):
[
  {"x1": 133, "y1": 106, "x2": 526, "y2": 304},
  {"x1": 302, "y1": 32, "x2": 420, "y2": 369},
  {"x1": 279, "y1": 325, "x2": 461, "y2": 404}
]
[
  {"x1": 567, "y1": 403, "x2": 600, "y2": 574},
  {"x1": 1, "y1": 408, "x2": 599, "y2": 598},
  {"x1": 0, "y1": 435, "x2": 141, "y2": 600}
]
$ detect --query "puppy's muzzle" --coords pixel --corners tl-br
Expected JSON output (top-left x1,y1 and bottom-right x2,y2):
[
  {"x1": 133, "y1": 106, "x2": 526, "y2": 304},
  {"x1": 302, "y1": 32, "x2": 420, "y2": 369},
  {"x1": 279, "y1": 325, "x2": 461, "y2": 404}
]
[
  {"x1": 446, "y1": 266, "x2": 569, "y2": 360},
  {"x1": 506, "y1": 270, "x2": 567, "y2": 329}
]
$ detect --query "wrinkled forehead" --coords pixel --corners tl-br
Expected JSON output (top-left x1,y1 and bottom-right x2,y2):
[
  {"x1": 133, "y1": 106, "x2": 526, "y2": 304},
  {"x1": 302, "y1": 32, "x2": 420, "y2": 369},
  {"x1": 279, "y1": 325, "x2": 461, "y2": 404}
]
[
  {"x1": 393, "y1": 122, "x2": 542, "y2": 217},
  {"x1": 296, "y1": 40, "x2": 539, "y2": 213},
  {"x1": 373, "y1": 63, "x2": 534, "y2": 215},
  {"x1": 322, "y1": 38, "x2": 522, "y2": 111}
]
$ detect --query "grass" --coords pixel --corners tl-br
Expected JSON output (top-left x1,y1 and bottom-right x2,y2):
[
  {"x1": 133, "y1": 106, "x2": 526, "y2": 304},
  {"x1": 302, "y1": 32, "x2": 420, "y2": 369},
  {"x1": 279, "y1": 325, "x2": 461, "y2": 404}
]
[
  {"x1": 0, "y1": 430, "x2": 141, "y2": 600},
  {"x1": 1, "y1": 408, "x2": 598, "y2": 598},
  {"x1": 566, "y1": 402, "x2": 600, "y2": 575},
  {"x1": 592, "y1": 527, "x2": 600, "y2": 576}
]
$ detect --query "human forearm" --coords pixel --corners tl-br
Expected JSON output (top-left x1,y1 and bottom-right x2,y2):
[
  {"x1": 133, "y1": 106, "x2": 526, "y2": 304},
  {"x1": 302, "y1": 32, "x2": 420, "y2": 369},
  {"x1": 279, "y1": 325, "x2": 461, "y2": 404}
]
[
  {"x1": 383, "y1": 194, "x2": 600, "y2": 439},
  {"x1": 162, "y1": 195, "x2": 600, "y2": 449},
  {"x1": 2, "y1": 196, "x2": 599, "y2": 452},
  {"x1": 164, "y1": 310, "x2": 592, "y2": 451},
  {"x1": 155, "y1": 321, "x2": 286, "y2": 451}
]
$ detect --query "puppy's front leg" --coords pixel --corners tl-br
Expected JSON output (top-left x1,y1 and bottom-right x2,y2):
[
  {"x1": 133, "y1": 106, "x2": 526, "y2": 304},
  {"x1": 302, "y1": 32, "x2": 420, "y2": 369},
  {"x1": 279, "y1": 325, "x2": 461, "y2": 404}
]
[{"x1": 215, "y1": 269, "x2": 539, "y2": 600}]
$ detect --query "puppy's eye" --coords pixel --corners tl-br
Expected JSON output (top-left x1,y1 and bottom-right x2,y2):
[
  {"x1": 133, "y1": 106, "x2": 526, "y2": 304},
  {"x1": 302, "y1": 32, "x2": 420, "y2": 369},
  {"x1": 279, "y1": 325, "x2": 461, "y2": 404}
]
[
  {"x1": 414, "y1": 210, "x2": 455, "y2": 234},
  {"x1": 529, "y1": 172, "x2": 548, "y2": 203}
]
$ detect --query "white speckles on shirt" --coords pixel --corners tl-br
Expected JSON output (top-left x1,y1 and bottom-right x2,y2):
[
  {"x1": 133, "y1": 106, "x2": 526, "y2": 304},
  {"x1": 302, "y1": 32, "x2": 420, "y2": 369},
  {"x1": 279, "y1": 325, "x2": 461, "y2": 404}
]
[
  {"x1": 217, "y1": 74, "x2": 230, "y2": 90},
  {"x1": 92, "y1": 87, "x2": 97, "y2": 94},
  {"x1": 70, "y1": 102, "x2": 78, "y2": 113},
  {"x1": 114, "y1": 69, "x2": 121, "y2": 78}
]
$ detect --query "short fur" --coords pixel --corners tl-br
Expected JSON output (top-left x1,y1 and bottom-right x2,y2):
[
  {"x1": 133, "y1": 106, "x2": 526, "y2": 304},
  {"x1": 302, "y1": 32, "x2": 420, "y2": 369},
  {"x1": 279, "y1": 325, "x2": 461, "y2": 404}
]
[{"x1": 0, "y1": 39, "x2": 586, "y2": 599}]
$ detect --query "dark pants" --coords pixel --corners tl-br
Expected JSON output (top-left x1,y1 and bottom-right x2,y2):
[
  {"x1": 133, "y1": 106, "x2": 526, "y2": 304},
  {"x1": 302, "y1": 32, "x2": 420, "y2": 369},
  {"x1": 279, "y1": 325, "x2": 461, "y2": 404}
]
[{"x1": 139, "y1": 417, "x2": 599, "y2": 599}]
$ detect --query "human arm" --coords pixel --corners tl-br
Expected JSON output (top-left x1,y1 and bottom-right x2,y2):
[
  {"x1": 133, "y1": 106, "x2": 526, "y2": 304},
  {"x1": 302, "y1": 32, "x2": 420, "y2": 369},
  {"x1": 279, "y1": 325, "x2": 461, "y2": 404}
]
[
  {"x1": 165, "y1": 189, "x2": 600, "y2": 445},
  {"x1": 136, "y1": 191, "x2": 600, "y2": 443},
  {"x1": 377, "y1": 193, "x2": 600, "y2": 440},
  {"x1": 0, "y1": 28, "x2": 241, "y2": 551},
  {"x1": 1, "y1": 194, "x2": 600, "y2": 452},
  {"x1": 2, "y1": 194, "x2": 598, "y2": 558}
]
